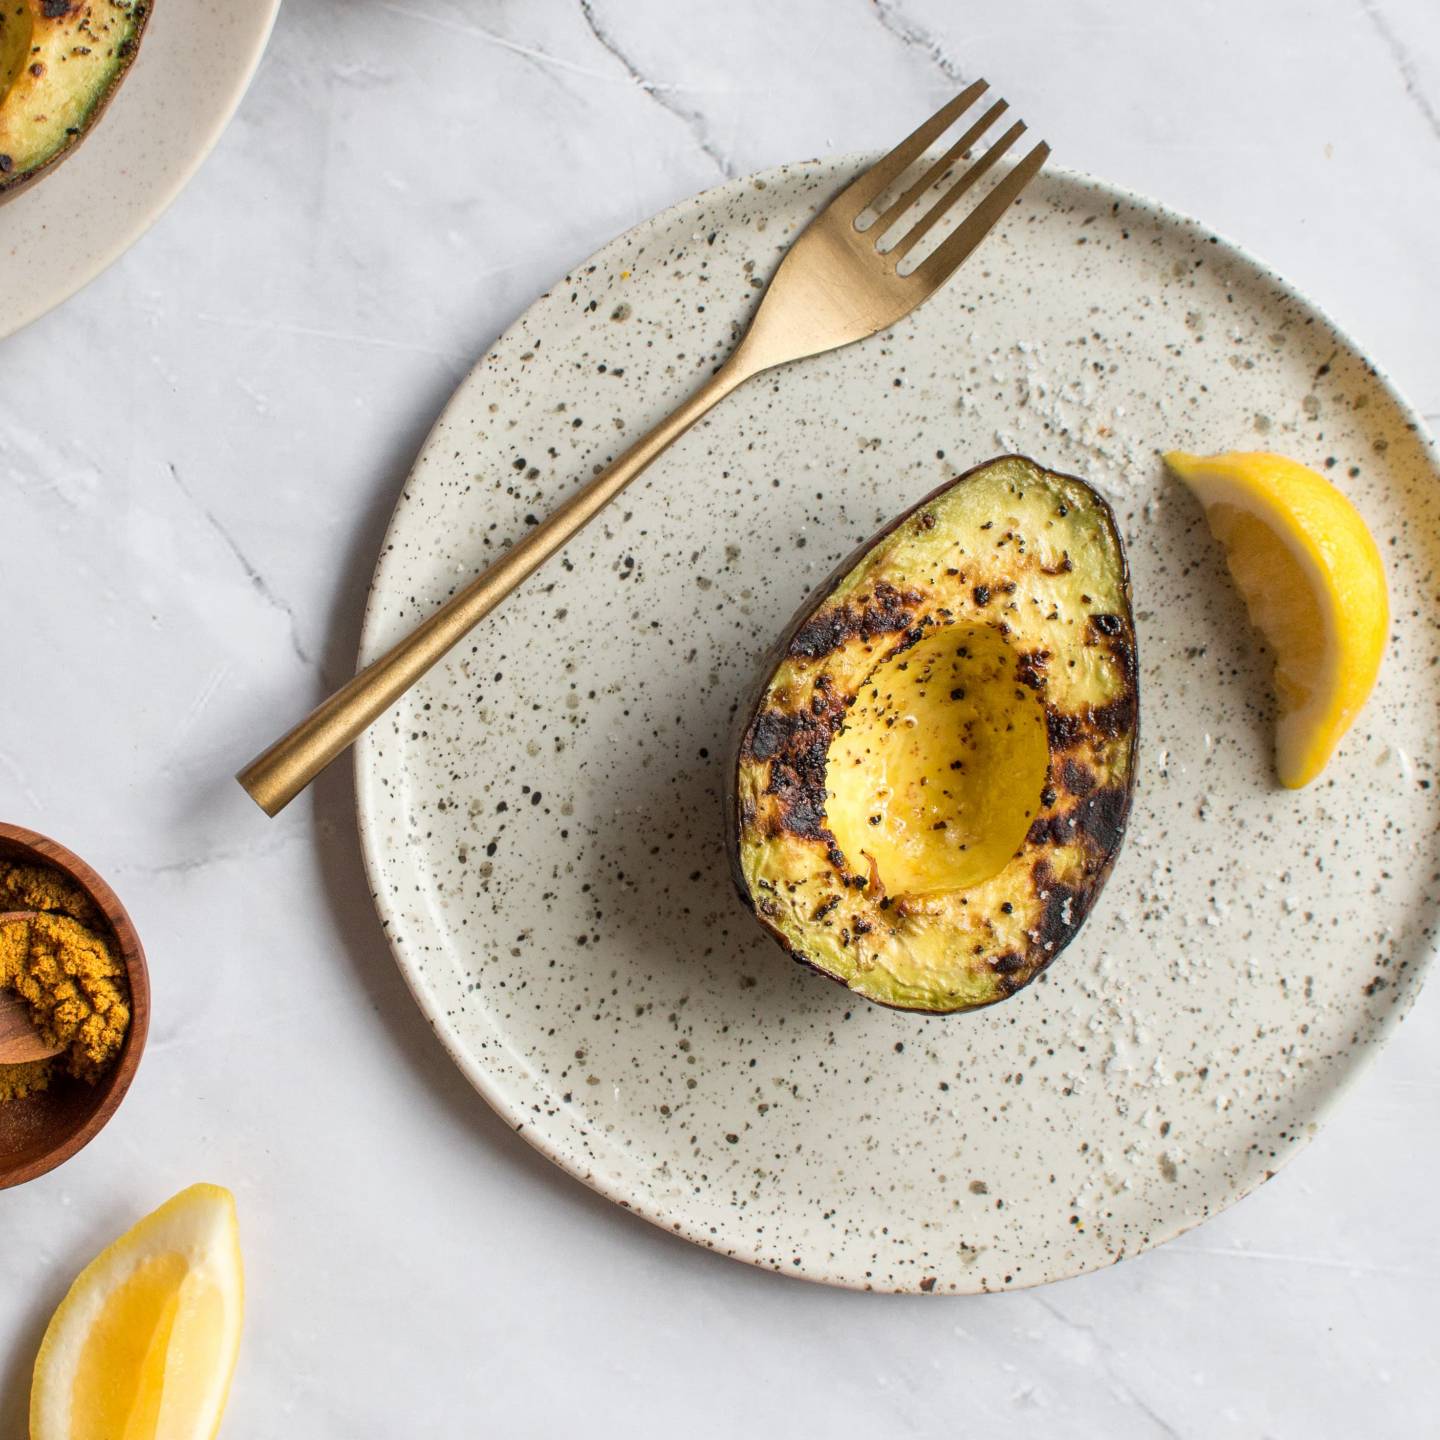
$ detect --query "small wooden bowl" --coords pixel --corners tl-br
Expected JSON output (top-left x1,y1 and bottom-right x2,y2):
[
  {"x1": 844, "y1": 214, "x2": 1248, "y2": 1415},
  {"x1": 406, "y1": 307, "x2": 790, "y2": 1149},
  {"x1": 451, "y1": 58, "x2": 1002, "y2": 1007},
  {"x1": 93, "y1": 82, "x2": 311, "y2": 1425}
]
[{"x1": 0, "y1": 823, "x2": 150, "y2": 1189}]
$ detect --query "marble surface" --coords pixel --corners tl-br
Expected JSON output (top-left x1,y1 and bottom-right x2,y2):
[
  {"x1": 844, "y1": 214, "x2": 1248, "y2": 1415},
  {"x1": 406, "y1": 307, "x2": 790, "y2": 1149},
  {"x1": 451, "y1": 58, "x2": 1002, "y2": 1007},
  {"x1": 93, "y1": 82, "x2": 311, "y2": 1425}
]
[{"x1": 1, "y1": 0, "x2": 1437, "y2": 1432}]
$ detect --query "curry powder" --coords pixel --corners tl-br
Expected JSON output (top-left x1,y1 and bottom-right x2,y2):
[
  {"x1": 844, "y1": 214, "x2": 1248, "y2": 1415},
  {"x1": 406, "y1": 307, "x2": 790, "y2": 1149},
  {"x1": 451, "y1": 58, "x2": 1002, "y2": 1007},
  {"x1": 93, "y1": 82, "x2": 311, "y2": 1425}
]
[{"x1": 0, "y1": 862, "x2": 130, "y2": 1102}]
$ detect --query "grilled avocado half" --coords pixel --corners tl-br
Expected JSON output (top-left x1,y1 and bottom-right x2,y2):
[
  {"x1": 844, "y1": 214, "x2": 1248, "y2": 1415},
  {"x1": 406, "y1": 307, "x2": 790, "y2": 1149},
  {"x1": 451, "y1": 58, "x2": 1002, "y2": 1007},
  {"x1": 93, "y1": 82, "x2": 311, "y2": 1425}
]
[
  {"x1": 0, "y1": 0, "x2": 150, "y2": 202},
  {"x1": 729, "y1": 455, "x2": 1138, "y2": 1014}
]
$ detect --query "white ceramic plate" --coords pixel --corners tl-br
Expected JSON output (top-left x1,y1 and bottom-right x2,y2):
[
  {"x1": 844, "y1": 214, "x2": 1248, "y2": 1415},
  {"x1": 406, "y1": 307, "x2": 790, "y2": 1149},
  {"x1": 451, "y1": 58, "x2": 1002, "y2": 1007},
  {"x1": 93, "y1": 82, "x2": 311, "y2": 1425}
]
[
  {"x1": 356, "y1": 160, "x2": 1438, "y2": 1293},
  {"x1": 0, "y1": 0, "x2": 280, "y2": 339}
]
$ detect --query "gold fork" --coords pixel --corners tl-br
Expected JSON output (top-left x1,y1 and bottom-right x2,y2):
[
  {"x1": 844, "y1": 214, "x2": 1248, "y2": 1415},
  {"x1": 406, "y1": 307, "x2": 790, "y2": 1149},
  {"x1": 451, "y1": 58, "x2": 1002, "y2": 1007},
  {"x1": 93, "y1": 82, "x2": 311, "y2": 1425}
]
[{"x1": 238, "y1": 83, "x2": 1049, "y2": 815}]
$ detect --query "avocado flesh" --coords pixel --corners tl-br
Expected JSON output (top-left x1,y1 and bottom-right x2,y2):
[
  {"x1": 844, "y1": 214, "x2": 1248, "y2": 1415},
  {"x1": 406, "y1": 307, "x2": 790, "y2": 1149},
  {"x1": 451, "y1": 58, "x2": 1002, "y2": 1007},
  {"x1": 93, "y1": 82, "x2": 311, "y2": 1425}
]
[
  {"x1": 0, "y1": 0, "x2": 149, "y2": 198},
  {"x1": 731, "y1": 455, "x2": 1138, "y2": 1014}
]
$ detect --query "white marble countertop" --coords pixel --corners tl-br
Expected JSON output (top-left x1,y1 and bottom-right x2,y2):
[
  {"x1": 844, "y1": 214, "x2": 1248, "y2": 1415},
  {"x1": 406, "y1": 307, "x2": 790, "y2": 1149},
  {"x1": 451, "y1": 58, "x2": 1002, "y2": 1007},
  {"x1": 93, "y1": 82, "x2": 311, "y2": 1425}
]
[{"x1": 2, "y1": 1, "x2": 1438, "y2": 1434}]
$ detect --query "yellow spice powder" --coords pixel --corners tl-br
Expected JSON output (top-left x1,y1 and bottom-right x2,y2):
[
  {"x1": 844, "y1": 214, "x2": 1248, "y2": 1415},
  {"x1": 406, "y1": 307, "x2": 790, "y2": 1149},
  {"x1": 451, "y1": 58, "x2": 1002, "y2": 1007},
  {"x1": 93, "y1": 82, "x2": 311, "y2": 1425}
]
[
  {"x1": 0, "y1": 861, "x2": 100, "y2": 928},
  {"x1": 0, "y1": 862, "x2": 130, "y2": 1102},
  {"x1": 0, "y1": 1059, "x2": 53, "y2": 1101}
]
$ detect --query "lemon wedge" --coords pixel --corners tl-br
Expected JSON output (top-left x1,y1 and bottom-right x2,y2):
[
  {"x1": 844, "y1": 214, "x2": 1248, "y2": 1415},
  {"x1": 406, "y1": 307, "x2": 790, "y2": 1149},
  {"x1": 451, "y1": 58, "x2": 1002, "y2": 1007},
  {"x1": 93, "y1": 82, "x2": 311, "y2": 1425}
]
[
  {"x1": 30, "y1": 1184, "x2": 244, "y2": 1440},
  {"x1": 1165, "y1": 450, "x2": 1387, "y2": 787}
]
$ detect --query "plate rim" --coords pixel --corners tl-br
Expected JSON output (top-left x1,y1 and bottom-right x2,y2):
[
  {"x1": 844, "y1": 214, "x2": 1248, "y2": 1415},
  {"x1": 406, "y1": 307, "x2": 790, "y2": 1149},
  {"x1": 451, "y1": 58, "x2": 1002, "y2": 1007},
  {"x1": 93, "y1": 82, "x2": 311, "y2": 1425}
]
[
  {"x1": 0, "y1": 0, "x2": 283, "y2": 339},
  {"x1": 353, "y1": 156, "x2": 1439, "y2": 1292}
]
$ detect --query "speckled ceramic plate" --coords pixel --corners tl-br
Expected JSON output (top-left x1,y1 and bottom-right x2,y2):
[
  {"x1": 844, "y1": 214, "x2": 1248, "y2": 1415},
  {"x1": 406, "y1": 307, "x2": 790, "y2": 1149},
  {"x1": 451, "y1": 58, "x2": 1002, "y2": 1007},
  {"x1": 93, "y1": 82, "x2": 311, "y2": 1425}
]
[
  {"x1": 355, "y1": 159, "x2": 1439, "y2": 1293},
  {"x1": 0, "y1": 0, "x2": 280, "y2": 339}
]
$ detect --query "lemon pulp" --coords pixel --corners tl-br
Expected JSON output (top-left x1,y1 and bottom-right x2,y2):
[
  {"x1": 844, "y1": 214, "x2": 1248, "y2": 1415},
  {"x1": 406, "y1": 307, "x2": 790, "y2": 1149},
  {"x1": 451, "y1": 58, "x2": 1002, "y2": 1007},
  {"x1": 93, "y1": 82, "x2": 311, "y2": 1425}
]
[
  {"x1": 30, "y1": 1184, "x2": 243, "y2": 1440},
  {"x1": 1166, "y1": 449, "x2": 1387, "y2": 787}
]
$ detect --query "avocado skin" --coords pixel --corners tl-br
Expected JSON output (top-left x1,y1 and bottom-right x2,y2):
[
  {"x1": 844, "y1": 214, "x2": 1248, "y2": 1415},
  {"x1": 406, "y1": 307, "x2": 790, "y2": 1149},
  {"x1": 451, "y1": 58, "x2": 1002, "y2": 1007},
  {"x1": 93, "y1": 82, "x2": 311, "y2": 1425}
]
[
  {"x1": 0, "y1": 0, "x2": 152, "y2": 205},
  {"x1": 725, "y1": 454, "x2": 1139, "y2": 1015}
]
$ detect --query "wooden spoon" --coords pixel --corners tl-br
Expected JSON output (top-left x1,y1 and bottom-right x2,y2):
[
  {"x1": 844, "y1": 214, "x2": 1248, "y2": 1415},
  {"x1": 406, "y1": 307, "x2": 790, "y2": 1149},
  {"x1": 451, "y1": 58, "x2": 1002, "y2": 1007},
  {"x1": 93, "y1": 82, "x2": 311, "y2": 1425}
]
[{"x1": 0, "y1": 912, "x2": 63, "y2": 1065}]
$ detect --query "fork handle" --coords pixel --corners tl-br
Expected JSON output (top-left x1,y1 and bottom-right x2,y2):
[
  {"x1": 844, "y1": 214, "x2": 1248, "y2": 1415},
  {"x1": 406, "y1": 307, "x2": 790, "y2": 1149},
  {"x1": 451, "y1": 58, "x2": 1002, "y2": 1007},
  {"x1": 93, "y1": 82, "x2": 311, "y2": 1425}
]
[{"x1": 237, "y1": 347, "x2": 761, "y2": 815}]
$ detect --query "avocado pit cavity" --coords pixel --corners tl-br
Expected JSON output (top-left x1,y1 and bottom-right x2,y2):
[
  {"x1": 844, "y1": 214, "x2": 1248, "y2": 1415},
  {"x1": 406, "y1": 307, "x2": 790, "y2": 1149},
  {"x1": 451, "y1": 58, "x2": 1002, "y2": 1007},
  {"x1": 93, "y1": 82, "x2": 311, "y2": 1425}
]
[{"x1": 826, "y1": 624, "x2": 1048, "y2": 898}]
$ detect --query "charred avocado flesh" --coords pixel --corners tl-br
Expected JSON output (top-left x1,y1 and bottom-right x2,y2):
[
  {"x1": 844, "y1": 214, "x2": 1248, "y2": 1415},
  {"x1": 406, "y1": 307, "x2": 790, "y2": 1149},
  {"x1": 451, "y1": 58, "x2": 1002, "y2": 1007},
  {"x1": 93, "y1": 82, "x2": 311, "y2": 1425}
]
[
  {"x1": 0, "y1": 0, "x2": 149, "y2": 200},
  {"x1": 730, "y1": 455, "x2": 1138, "y2": 1014}
]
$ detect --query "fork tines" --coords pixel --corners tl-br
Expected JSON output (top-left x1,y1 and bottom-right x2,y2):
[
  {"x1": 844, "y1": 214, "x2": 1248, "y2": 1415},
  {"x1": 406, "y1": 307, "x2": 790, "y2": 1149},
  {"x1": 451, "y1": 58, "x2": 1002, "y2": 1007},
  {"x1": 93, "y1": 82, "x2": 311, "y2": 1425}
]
[{"x1": 843, "y1": 81, "x2": 1049, "y2": 282}]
